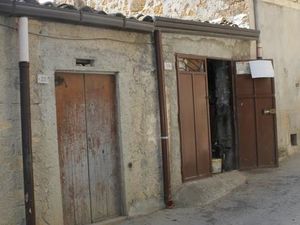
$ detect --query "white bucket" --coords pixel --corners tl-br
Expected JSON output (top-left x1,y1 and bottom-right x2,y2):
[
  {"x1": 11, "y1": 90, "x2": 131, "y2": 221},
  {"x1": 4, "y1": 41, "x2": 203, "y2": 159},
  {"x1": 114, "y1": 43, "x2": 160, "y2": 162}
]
[{"x1": 212, "y1": 158, "x2": 222, "y2": 174}]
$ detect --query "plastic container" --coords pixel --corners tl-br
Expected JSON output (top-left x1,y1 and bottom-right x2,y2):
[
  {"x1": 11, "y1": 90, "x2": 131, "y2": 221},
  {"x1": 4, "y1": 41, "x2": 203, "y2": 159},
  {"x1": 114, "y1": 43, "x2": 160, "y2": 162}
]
[{"x1": 212, "y1": 158, "x2": 222, "y2": 174}]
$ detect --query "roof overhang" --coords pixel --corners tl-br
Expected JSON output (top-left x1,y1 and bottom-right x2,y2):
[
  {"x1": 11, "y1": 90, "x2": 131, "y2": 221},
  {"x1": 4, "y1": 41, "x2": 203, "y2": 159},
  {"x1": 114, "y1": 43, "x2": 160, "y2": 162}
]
[
  {"x1": 0, "y1": 1, "x2": 259, "y2": 40},
  {"x1": 0, "y1": 1, "x2": 154, "y2": 32},
  {"x1": 154, "y1": 17, "x2": 259, "y2": 40}
]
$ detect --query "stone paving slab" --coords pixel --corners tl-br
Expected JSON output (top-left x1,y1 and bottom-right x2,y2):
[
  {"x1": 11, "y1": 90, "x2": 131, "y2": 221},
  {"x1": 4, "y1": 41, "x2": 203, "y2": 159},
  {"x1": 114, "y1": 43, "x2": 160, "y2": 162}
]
[
  {"x1": 118, "y1": 152, "x2": 300, "y2": 225},
  {"x1": 174, "y1": 170, "x2": 246, "y2": 208}
]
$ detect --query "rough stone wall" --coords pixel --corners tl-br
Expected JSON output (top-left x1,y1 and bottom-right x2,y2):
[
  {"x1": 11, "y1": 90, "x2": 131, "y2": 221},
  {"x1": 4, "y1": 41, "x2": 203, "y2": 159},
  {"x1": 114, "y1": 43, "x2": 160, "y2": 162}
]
[
  {"x1": 0, "y1": 16, "x2": 25, "y2": 225},
  {"x1": 161, "y1": 33, "x2": 252, "y2": 193},
  {"x1": 54, "y1": 0, "x2": 250, "y2": 27},
  {"x1": 256, "y1": 0, "x2": 300, "y2": 159}
]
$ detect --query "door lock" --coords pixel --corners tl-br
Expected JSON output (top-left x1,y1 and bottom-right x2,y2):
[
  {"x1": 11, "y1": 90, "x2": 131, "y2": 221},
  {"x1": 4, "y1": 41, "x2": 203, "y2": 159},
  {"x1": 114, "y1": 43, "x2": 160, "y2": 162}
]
[{"x1": 263, "y1": 108, "x2": 276, "y2": 115}]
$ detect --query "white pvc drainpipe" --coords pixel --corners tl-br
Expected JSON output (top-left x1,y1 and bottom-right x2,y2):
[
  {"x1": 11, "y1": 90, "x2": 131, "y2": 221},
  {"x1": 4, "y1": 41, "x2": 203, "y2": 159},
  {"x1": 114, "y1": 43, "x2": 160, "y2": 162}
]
[
  {"x1": 253, "y1": 0, "x2": 263, "y2": 59},
  {"x1": 19, "y1": 16, "x2": 29, "y2": 62},
  {"x1": 18, "y1": 13, "x2": 36, "y2": 225}
]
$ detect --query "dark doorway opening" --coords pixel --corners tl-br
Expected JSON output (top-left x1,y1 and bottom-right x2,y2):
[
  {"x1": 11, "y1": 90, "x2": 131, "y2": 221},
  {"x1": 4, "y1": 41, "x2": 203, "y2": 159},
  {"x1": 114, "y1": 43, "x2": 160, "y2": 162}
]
[{"x1": 207, "y1": 59, "x2": 236, "y2": 172}]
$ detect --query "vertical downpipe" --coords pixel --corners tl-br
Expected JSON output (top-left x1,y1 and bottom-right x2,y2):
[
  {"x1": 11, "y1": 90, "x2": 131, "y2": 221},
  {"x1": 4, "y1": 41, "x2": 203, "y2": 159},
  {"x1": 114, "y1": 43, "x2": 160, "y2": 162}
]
[
  {"x1": 253, "y1": 0, "x2": 263, "y2": 59},
  {"x1": 154, "y1": 30, "x2": 174, "y2": 208},
  {"x1": 18, "y1": 16, "x2": 36, "y2": 225}
]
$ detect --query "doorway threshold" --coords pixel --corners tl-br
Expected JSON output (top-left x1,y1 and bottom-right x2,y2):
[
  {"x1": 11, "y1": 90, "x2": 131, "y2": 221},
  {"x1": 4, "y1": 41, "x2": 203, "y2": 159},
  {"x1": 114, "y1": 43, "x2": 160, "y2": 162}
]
[
  {"x1": 174, "y1": 170, "x2": 246, "y2": 208},
  {"x1": 88, "y1": 216, "x2": 127, "y2": 225}
]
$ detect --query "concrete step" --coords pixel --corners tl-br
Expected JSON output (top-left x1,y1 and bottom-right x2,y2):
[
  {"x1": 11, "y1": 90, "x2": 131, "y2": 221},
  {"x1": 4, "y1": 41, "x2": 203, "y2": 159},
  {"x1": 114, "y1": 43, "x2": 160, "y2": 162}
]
[{"x1": 173, "y1": 170, "x2": 246, "y2": 208}]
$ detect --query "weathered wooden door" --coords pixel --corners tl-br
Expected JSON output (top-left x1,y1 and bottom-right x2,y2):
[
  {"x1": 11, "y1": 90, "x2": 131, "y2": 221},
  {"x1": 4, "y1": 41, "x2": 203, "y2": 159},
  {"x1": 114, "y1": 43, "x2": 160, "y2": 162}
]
[
  {"x1": 234, "y1": 61, "x2": 278, "y2": 169},
  {"x1": 55, "y1": 73, "x2": 121, "y2": 225},
  {"x1": 176, "y1": 55, "x2": 211, "y2": 182}
]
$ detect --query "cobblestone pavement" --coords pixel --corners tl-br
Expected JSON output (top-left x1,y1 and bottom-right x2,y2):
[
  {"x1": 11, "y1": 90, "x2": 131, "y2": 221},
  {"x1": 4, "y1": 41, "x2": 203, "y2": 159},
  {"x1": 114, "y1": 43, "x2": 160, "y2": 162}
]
[{"x1": 120, "y1": 152, "x2": 300, "y2": 225}]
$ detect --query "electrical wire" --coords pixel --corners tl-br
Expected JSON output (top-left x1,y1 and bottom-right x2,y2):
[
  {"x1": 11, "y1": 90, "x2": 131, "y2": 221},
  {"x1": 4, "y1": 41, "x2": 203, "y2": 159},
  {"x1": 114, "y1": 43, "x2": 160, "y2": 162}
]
[
  {"x1": 0, "y1": 23, "x2": 153, "y2": 45},
  {"x1": 0, "y1": 23, "x2": 15, "y2": 30}
]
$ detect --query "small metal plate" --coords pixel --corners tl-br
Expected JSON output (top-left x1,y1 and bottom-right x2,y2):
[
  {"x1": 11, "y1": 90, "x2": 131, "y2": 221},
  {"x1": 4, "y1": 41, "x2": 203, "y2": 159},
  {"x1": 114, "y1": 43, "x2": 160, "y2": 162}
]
[{"x1": 37, "y1": 74, "x2": 49, "y2": 84}]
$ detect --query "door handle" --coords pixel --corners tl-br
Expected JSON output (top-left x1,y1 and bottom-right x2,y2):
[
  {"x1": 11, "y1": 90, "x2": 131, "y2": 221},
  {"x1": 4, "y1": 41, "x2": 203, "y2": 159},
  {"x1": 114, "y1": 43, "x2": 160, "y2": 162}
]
[{"x1": 263, "y1": 108, "x2": 276, "y2": 115}]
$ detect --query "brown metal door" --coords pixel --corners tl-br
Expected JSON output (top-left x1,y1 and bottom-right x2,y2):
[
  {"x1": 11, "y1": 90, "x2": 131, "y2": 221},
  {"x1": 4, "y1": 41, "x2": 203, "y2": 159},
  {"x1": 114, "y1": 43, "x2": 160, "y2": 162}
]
[
  {"x1": 55, "y1": 73, "x2": 121, "y2": 225},
  {"x1": 255, "y1": 78, "x2": 277, "y2": 167},
  {"x1": 177, "y1": 55, "x2": 211, "y2": 182},
  {"x1": 235, "y1": 72, "x2": 258, "y2": 169},
  {"x1": 234, "y1": 61, "x2": 278, "y2": 169}
]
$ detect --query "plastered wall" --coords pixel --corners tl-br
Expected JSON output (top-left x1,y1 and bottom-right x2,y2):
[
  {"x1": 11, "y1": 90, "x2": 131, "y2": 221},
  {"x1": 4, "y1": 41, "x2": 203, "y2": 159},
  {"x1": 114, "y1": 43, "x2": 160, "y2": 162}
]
[
  {"x1": 29, "y1": 19, "x2": 164, "y2": 224},
  {"x1": 161, "y1": 33, "x2": 252, "y2": 193},
  {"x1": 255, "y1": 0, "x2": 300, "y2": 159},
  {"x1": 0, "y1": 16, "x2": 25, "y2": 225},
  {"x1": 1, "y1": 1, "x2": 300, "y2": 224},
  {"x1": 0, "y1": 13, "x2": 270, "y2": 225},
  {"x1": 0, "y1": 16, "x2": 163, "y2": 225}
]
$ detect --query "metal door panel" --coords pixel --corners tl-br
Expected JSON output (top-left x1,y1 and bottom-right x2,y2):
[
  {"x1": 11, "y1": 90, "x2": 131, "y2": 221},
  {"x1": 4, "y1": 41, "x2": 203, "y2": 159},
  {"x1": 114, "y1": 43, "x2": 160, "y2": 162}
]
[
  {"x1": 255, "y1": 78, "x2": 274, "y2": 95},
  {"x1": 256, "y1": 98, "x2": 276, "y2": 167},
  {"x1": 235, "y1": 73, "x2": 257, "y2": 169},
  {"x1": 192, "y1": 74, "x2": 211, "y2": 177},
  {"x1": 235, "y1": 75, "x2": 254, "y2": 96},
  {"x1": 236, "y1": 98, "x2": 257, "y2": 169},
  {"x1": 178, "y1": 73, "x2": 198, "y2": 180},
  {"x1": 177, "y1": 55, "x2": 211, "y2": 182},
  {"x1": 234, "y1": 60, "x2": 278, "y2": 170}
]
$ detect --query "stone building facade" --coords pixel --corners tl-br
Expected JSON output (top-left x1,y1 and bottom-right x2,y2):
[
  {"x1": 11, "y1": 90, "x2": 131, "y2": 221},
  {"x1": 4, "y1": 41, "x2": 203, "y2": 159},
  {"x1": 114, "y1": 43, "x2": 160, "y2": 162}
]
[
  {"x1": 254, "y1": 0, "x2": 300, "y2": 158},
  {"x1": 1, "y1": 0, "x2": 300, "y2": 225},
  {"x1": 0, "y1": 9, "x2": 254, "y2": 225}
]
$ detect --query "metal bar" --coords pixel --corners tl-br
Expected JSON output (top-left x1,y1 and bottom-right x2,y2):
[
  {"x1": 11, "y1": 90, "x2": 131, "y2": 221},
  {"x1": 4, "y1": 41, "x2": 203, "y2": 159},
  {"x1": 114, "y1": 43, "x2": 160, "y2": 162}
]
[
  {"x1": 19, "y1": 62, "x2": 36, "y2": 225},
  {"x1": 157, "y1": 27, "x2": 259, "y2": 40},
  {"x1": 81, "y1": 12, "x2": 124, "y2": 28},
  {"x1": 124, "y1": 19, "x2": 154, "y2": 32},
  {"x1": 155, "y1": 16, "x2": 255, "y2": 31},
  {"x1": 156, "y1": 20, "x2": 259, "y2": 36},
  {"x1": 155, "y1": 17, "x2": 260, "y2": 40},
  {"x1": 231, "y1": 61, "x2": 239, "y2": 170},
  {"x1": 154, "y1": 30, "x2": 174, "y2": 208},
  {"x1": 253, "y1": 77, "x2": 259, "y2": 168},
  {"x1": 0, "y1": 0, "x2": 12, "y2": 14}
]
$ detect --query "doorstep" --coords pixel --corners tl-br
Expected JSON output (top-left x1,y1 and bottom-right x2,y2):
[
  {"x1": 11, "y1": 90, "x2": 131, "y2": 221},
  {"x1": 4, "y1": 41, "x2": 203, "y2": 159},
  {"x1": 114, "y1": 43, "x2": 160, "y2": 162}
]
[
  {"x1": 174, "y1": 170, "x2": 247, "y2": 208},
  {"x1": 89, "y1": 217, "x2": 127, "y2": 225}
]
